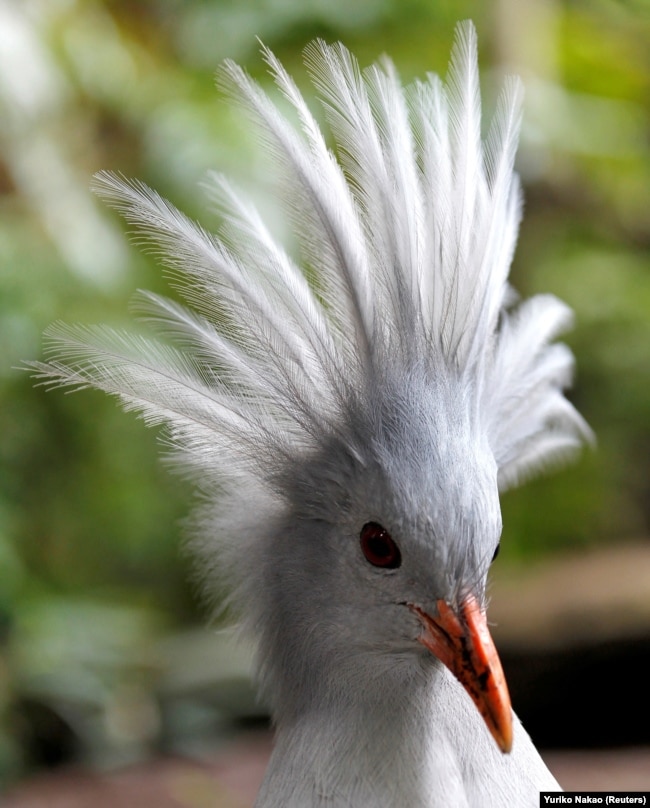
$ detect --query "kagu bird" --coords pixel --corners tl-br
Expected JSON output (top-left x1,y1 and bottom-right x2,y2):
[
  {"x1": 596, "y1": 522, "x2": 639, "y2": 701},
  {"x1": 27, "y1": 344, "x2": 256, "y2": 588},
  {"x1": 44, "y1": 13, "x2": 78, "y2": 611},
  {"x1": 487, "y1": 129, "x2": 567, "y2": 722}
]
[{"x1": 31, "y1": 20, "x2": 592, "y2": 808}]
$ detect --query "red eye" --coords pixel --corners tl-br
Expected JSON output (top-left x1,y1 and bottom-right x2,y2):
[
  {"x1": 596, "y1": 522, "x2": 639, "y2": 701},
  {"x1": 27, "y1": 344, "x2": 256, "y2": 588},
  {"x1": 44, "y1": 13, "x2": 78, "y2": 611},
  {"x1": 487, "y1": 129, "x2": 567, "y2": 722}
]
[{"x1": 360, "y1": 522, "x2": 401, "y2": 569}]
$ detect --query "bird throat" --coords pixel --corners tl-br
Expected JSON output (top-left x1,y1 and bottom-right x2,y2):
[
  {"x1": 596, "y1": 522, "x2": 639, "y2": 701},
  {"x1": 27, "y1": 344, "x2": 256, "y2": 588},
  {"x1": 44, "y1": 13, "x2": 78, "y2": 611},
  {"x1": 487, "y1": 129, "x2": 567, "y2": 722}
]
[{"x1": 256, "y1": 655, "x2": 481, "y2": 807}]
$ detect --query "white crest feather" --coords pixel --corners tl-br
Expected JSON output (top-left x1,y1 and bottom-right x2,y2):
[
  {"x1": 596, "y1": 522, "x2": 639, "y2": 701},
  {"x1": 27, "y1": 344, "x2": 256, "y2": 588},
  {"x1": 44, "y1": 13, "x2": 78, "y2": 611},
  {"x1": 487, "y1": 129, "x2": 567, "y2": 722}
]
[{"x1": 29, "y1": 19, "x2": 591, "y2": 502}]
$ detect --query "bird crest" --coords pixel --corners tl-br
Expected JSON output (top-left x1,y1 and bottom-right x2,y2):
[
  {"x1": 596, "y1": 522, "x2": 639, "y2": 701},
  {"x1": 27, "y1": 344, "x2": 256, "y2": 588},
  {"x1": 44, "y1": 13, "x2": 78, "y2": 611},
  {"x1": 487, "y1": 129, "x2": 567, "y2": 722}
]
[{"x1": 30, "y1": 20, "x2": 591, "y2": 508}]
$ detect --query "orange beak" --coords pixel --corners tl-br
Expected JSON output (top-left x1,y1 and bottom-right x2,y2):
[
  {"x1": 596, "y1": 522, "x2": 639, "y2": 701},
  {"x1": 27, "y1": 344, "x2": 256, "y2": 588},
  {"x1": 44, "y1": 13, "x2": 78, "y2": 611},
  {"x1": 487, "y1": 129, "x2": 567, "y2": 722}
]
[{"x1": 409, "y1": 594, "x2": 513, "y2": 753}]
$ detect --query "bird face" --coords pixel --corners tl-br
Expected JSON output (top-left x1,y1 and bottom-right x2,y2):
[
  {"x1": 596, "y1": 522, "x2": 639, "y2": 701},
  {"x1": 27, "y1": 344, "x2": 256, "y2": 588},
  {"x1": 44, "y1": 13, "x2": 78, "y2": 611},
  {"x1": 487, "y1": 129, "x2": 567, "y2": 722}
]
[{"x1": 267, "y1": 371, "x2": 512, "y2": 751}]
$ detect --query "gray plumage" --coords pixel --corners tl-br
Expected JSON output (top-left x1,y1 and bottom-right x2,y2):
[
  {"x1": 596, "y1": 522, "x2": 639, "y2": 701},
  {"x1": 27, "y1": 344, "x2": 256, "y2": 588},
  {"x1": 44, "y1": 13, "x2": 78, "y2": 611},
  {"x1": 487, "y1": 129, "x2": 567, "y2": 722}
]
[{"x1": 30, "y1": 21, "x2": 592, "y2": 807}]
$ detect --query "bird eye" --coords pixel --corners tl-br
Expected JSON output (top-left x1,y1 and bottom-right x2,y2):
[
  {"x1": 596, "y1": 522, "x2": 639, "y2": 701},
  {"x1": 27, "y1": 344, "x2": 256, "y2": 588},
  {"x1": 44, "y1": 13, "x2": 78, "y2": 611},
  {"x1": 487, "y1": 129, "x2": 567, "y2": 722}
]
[
  {"x1": 491, "y1": 543, "x2": 501, "y2": 563},
  {"x1": 360, "y1": 522, "x2": 401, "y2": 569}
]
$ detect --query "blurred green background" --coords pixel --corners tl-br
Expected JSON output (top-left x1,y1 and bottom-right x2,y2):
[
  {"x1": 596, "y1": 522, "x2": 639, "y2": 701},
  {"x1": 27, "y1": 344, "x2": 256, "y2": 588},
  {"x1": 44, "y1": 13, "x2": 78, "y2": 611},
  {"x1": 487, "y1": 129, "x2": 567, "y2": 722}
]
[{"x1": 1, "y1": 0, "x2": 649, "y2": 793}]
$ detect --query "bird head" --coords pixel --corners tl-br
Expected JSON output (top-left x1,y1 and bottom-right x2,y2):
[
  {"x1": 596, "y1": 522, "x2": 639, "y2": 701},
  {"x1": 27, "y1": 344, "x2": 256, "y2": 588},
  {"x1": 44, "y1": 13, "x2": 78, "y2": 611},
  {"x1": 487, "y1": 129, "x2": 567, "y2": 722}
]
[
  {"x1": 235, "y1": 364, "x2": 512, "y2": 751},
  {"x1": 30, "y1": 21, "x2": 592, "y2": 757}
]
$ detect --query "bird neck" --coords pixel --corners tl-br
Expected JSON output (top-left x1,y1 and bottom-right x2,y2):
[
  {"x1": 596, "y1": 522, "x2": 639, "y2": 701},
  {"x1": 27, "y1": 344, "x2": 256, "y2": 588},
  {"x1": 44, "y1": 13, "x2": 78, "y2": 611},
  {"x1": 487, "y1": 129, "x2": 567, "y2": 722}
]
[
  {"x1": 255, "y1": 655, "x2": 561, "y2": 808},
  {"x1": 256, "y1": 658, "x2": 470, "y2": 807}
]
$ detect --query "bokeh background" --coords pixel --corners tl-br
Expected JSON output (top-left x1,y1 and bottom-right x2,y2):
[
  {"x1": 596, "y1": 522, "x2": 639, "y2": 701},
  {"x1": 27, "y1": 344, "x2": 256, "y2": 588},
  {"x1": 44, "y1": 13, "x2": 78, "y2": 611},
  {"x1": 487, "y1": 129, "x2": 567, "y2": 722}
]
[{"x1": 1, "y1": 0, "x2": 649, "y2": 803}]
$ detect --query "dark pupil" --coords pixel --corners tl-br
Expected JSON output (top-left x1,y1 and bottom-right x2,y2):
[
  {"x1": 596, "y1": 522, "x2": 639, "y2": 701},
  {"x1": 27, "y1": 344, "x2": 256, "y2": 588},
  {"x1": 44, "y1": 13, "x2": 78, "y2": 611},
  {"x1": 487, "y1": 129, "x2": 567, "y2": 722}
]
[{"x1": 368, "y1": 534, "x2": 391, "y2": 558}]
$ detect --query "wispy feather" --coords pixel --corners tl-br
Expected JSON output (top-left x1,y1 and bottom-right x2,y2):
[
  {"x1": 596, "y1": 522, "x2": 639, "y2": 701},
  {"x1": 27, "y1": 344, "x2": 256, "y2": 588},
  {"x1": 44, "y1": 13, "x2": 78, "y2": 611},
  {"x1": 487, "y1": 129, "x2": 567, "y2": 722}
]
[{"x1": 28, "y1": 19, "x2": 592, "y2": 504}]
